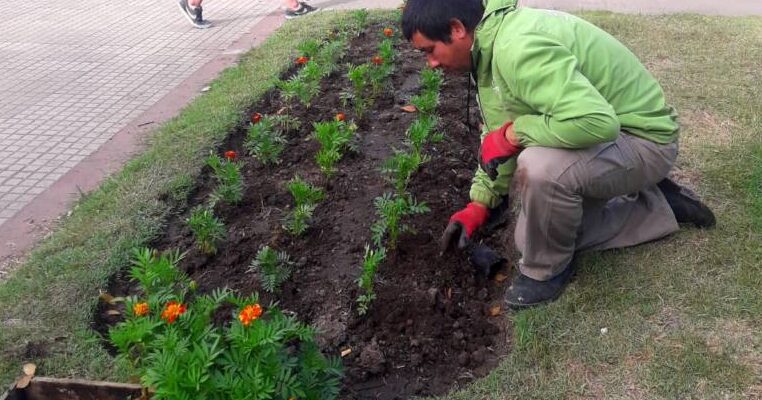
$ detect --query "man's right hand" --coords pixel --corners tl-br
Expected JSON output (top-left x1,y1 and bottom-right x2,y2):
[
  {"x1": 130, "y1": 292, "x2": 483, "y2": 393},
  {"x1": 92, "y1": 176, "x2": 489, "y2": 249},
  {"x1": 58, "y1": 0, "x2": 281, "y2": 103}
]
[{"x1": 440, "y1": 202, "x2": 489, "y2": 253}]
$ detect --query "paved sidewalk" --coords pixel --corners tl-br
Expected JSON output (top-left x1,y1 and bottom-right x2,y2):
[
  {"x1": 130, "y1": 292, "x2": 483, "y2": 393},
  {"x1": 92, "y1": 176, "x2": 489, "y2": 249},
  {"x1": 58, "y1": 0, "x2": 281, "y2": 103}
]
[{"x1": 0, "y1": 0, "x2": 759, "y2": 270}]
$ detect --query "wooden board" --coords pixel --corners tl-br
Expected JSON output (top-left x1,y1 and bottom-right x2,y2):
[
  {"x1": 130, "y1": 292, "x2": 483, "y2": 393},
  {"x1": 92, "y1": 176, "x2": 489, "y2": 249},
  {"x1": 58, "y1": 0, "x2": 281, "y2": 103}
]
[{"x1": 1, "y1": 377, "x2": 146, "y2": 400}]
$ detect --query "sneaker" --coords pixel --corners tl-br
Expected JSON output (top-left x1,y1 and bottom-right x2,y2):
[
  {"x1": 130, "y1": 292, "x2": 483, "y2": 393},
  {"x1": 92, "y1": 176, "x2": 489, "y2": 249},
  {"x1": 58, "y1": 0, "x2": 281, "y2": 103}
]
[
  {"x1": 285, "y1": 2, "x2": 319, "y2": 19},
  {"x1": 178, "y1": 0, "x2": 211, "y2": 29},
  {"x1": 657, "y1": 178, "x2": 716, "y2": 228},
  {"x1": 504, "y1": 261, "x2": 574, "y2": 309}
]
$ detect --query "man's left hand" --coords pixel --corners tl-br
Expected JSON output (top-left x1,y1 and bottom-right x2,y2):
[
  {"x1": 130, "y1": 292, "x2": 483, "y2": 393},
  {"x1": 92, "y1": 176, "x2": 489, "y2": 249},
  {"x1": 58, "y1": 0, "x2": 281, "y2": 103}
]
[{"x1": 479, "y1": 122, "x2": 522, "y2": 180}]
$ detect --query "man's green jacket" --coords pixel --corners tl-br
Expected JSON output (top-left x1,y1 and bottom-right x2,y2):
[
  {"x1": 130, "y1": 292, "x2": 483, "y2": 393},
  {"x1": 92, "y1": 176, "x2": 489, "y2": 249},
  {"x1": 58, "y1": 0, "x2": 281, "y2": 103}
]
[{"x1": 469, "y1": 0, "x2": 679, "y2": 208}]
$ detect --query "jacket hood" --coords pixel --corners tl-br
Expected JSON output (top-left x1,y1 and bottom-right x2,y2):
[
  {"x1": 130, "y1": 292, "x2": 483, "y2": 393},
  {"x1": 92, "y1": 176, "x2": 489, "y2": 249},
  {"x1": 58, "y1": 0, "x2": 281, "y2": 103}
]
[{"x1": 472, "y1": 0, "x2": 518, "y2": 77}]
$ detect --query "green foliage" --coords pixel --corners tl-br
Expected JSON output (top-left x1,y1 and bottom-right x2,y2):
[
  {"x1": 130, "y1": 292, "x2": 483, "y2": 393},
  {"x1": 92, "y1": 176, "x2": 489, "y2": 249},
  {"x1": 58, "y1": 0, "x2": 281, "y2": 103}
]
[
  {"x1": 277, "y1": 75, "x2": 320, "y2": 108},
  {"x1": 245, "y1": 116, "x2": 287, "y2": 165},
  {"x1": 368, "y1": 62, "x2": 393, "y2": 97},
  {"x1": 250, "y1": 246, "x2": 294, "y2": 293},
  {"x1": 286, "y1": 176, "x2": 325, "y2": 206},
  {"x1": 419, "y1": 67, "x2": 443, "y2": 93},
  {"x1": 314, "y1": 120, "x2": 356, "y2": 176},
  {"x1": 186, "y1": 206, "x2": 226, "y2": 255},
  {"x1": 129, "y1": 247, "x2": 190, "y2": 298},
  {"x1": 205, "y1": 153, "x2": 243, "y2": 205},
  {"x1": 268, "y1": 114, "x2": 302, "y2": 133},
  {"x1": 356, "y1": 245, "x2": 386, "y2": 315},
  {"x1": 350, "y1": 9, "x2": 369, "y2": 29},
  {"x1": 370, "y1": 193, "x2": 430, "y2": 250},
  {"x1": 382, "y1": 149, "x2": 429, "y2": 194},
  {"x1": 297, "y1": 39, "x2": 321, "y2": 58},
  {"x1": 343, "y1": 63, "x2": 371, "y2": 118},
  {"x1": 283, "y1": 176, "x2": 324, "y2": 236},
  {"x1": 405, "y1": 115, "x2": 440, "y2": 156},
  {"x1": 378, "y1": 39, "x2": 395, "y2": 65},
  {"x1": 313, "y1": 38, "x2": 347, "y2": 75},
  {"x1": 109, "y1": 249, "x2": 342, "y2": 400},
  {"x1": 410, "y1": 90, "x2": 439, "y2": 116}
]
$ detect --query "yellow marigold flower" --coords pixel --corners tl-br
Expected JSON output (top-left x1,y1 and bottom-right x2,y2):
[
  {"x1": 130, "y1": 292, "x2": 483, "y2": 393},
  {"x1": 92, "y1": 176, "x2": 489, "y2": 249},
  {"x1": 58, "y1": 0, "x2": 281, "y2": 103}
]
[
  {"x1": 132, "y1": 302, "x2": 149, "y2": 317},
  {"x1": 161, "y1": 301, "x2": 187, "y2": 324},
  {"x1": 238, "y1": 304, "x2": 263, "y2": 327}
]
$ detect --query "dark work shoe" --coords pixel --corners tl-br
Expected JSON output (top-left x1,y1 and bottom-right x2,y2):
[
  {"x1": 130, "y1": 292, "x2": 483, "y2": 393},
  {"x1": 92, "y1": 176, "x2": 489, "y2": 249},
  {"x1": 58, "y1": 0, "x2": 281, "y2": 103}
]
[
  {"x1": 504, "y1": 261, "x2": 574, "y2": 309},
  {"x1": 657, "y1": 178, "x2": 716, "y2": 228},
  {"x1": 285, "y1": 2, "x2": 319, "y2": 19},
  {"x1": 178, "y1": 0, "x2": 211, "y2": 29}
]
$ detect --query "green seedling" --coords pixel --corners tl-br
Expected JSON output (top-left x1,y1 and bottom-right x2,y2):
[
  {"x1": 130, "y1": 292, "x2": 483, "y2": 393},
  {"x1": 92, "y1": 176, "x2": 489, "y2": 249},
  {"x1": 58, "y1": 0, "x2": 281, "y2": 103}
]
[
  {"x1": 378, "y1": 39, "x2": 395, "y2": 65},
  {"x1": 268, "y1": 114, "x2": 301, "y2": 133},
  {"x1": 284, "y1": 176, "x2": 324, "y2": 236},
  {"x1": 278, "y1": 75, "x2": 320, "y2": 108},
  {"x1": 206, "y1": 153, "x2": 243, "y2": 205},
  {"x1": 410, "y1": 90, "x2": 439, "y2": 116},
  {"x1": 187, "y1": 206, "x2": 226, "y2": 255},
  {"x1": 369, "y1": 61, "x2": 393, "y2": 98},
  {"x1": 314, "y1": 120, "x2": 356, "y2": 176},
  {"x1": 420, "y1": 67, "x2": 444, "y2": 93},
  {"x1": 249, "y1": 246, "x2": 294, "y2": 293},
  {"x1": 297, "y1": 39, "x2": 321, "y2": 58},
  {"x1": 356, "y1": 245, "x2": 386, "y2": 315},
  {"x1": 345, "y1": 63, "x2": 371, "y2": 118},
  {"x1": 382, "y1": 149, "x2": 429, "y2": 194},
  {"x1": 406, "y1": 115, "x2": 441, "y2": 156},
  {"x1": 129, "y1": 247, "x2": 189, "y2": 298},
  {"x1": 370, "y1": 193, "x2": 430, "y2": 250},
  {"x1": 287, "y1": 176, "x2": 325, "y2": 206},
  {"x1": 244, "y1": 116, "x2": 286, "y2": 165}
]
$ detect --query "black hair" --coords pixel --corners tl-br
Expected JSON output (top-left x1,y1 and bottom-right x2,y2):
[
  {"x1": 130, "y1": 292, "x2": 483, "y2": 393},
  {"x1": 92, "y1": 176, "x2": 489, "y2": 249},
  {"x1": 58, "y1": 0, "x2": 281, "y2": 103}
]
[{"x1": 401, "y1": 0, "x2": 485, "y2": 43}]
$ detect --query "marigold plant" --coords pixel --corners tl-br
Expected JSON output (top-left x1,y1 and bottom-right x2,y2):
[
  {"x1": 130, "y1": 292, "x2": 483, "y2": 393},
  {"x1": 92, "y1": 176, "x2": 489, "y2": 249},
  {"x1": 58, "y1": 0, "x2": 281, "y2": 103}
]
[
  {"x1": 109, "y1": 248, "x2": 343, "y2": 400},
  {"x1": 238, "y1": 304, "x2": 263, "y2": 327},
  {"x1": 133, "y1": 302, "x2": 149, "y2": 317},
  {"x1": 160, "y1": 301, "x2": 187, "y2": 324}
]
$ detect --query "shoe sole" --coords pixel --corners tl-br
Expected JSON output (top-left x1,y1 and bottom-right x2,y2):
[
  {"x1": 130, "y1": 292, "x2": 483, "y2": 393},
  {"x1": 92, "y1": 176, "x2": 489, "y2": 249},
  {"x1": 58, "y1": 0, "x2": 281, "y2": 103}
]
[
  {"x1": 177, "y1": 0, "x2": 211, "y2": 28},
  {"x1": 285, "y1": 7, "x2": 320, "y2": 19}
]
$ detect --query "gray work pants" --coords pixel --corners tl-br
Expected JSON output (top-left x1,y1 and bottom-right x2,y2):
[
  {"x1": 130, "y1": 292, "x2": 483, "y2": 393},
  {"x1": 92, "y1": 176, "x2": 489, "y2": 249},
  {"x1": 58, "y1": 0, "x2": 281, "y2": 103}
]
[{"x1": 514, "y1": 132, "x2": 679, "y2": 280}]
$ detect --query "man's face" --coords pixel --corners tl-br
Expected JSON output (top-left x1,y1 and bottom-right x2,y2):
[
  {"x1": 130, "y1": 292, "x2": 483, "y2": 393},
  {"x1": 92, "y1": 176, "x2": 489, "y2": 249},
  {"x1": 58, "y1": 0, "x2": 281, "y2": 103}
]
[{"x1": 410, "y1": 22, "x2": 473, "y2": 73}]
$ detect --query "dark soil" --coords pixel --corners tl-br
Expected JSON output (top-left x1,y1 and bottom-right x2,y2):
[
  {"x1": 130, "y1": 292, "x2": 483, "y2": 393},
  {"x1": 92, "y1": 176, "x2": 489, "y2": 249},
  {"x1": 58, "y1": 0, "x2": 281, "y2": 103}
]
[{"x1": 95, "y1": 22, "x2": 518, "y2": 400}]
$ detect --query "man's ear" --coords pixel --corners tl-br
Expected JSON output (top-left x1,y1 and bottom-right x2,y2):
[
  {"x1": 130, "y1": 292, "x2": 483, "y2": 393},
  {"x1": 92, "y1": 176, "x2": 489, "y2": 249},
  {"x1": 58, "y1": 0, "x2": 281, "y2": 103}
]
[{"x1": 449, "y1": 19, "x2": 468, "y2": 40}]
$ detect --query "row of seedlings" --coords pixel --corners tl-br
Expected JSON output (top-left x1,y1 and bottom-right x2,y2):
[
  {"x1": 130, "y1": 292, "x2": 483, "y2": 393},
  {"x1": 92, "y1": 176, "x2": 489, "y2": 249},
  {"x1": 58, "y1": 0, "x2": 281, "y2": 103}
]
[
  {"x1": 356, "y1": 66, "x2": 445, "y2": 315},
  {"x1": 245, "y1": 19, "x2": 365, "y2": 293},
  {"x1": 341, "y1": 24, "x2": 397, "y2": 119}
]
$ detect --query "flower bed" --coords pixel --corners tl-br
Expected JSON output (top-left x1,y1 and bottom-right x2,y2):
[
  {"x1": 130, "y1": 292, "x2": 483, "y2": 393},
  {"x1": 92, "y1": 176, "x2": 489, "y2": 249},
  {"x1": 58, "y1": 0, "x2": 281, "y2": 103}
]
[{"x1": 95, "y1": 14, "x2": 515, "y2": 399}]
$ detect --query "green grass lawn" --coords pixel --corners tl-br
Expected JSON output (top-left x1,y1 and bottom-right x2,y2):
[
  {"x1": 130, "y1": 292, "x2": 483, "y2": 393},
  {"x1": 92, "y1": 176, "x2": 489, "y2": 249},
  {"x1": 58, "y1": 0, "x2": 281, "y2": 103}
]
[{"x1": 1, "y1": 10, "x2": 760, "y2": 399}]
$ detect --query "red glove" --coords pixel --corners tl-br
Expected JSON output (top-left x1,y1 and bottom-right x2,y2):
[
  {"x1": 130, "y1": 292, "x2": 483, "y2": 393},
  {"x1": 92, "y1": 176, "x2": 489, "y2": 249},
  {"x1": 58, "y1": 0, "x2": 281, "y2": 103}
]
[
  {"x1": 440, "y1": 202, "x2": 489, "y2": 252},
  {"x1": 479, "y1": 122, "x2": 522, "y2": 180}
]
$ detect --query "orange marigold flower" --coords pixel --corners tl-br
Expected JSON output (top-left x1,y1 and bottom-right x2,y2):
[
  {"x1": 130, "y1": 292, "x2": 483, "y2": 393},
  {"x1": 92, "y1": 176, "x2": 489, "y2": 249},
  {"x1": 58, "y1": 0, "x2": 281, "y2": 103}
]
[
  {"x1": 371, "y1": 56, "x2": 384, "y2": 65},
  {"x1": 335, "y1": 112, "x2": 346, "y2": 122},
  {"x1": 224, "y1": 150, "x2": 237, "y2": 161},
  {"x1": 296, "y1": 56, "x2": 309, "y2": 65},
  {"x1": 133, "y1": 302, "x2": 149, "y2": 317},
  {"x1": 251, "y1": 112, "x2": 262, "y2": 124},
  {"x1": 238, "y1": 304, "x2": 263, "y2": 327},
  {"x1": 383, "y1": 27, "x2": 394, "y2": 37},
  {"x1": 161, "y1": 301, "x2": 187, "y2": 324}
]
